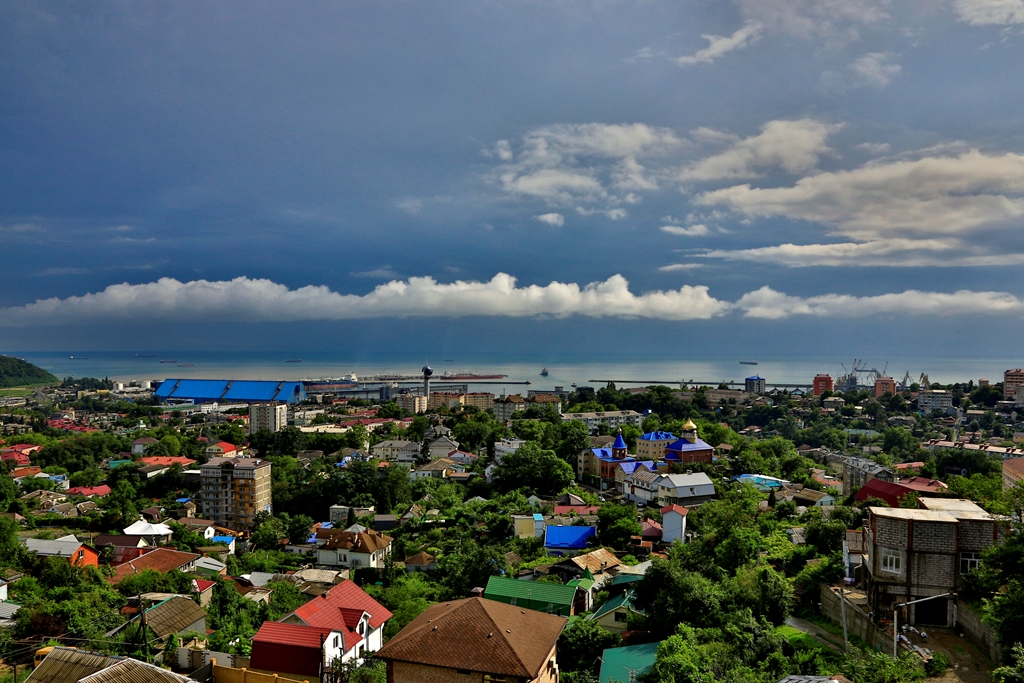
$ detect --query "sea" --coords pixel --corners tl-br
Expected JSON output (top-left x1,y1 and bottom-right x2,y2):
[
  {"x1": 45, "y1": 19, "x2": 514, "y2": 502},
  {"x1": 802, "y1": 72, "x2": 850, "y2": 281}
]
[{"x1": 6, "y1": 351, "x2": 1019, "y2": 390}]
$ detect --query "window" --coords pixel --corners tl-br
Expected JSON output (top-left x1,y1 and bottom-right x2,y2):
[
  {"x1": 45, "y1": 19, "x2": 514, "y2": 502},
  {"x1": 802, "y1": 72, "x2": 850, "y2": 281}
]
[
  {"x1": 614, "y1": 612, "x2": 628, "y2": 622},
  {"x1": 960, "y1": 552, "x2": 982, "y2": 574},
  {"x1": 333, "y1": 636, "x2": 339, "y2": 648},
  {"x1": 880, "y1": 547, "x2": 901, "y2": 574}
]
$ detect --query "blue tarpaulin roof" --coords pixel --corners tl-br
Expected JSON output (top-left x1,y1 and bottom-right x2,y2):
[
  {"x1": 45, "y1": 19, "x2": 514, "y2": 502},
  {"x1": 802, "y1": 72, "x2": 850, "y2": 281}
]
[{"x1": 544, "y1": 525, "x2": 596, "y2": 549}]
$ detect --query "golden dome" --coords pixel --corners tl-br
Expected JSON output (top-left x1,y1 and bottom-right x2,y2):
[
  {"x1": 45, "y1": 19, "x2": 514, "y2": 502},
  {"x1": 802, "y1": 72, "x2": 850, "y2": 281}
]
[{"x1": 682, "y1": 419, "x2": 697, "y2": 431}]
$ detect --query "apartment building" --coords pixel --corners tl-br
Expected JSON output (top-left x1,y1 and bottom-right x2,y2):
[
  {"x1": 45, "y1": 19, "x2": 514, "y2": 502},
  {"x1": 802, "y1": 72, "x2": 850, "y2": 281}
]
[
  {"x1": 917, "y1": 389, "x2": 953, "y2": 414},
  {"x1": 395, "y1": 393, "x2": 427, "y2": 414},
  {"x1": 874, "y1": 376, "x2": 897, "y2": 398},
  {"x1": 1004, "y1": 368, "x2": 1024, "y2": 400},
  {"x1": 249, "y1": 403, "x2": 287, "y2": 435},
  {"x1": 812, "y1": 374, "x2": 833, "y2": 396},
  {"x1": 200, "y1": 457, "x2": 272, "y2": 533},
  {"x1": 863, "y1": 499, "x2": 1008, "y2": 627},
  {"x1": 463, "y1": 392, "x2": 495, "y2": 410},
  {"x1": 636, "y1": 431, "x2": 676, "y2": 460},
  {"x1": 842, "y1": 456, "x2": 895, "y2": 497},
  {"x1": 562, "y1": 410, "x2": 642, "y2": 434},
  {"x1": 493, "y1": 394, "x2": 527, "y2": 421}
]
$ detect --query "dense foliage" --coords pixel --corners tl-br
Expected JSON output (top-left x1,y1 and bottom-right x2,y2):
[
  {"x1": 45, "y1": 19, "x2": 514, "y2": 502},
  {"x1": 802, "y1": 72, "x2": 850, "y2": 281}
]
[{"x1": 0, "y1": 357, "x2": 58, "y2": 388}]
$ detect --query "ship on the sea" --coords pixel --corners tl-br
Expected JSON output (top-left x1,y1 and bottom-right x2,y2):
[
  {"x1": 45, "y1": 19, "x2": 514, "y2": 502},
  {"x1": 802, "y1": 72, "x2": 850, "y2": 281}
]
[
  {"x1": 286, "y1": 359, "x2": 302, "y2": 363},
  {"x1": 303, "y1": 380, "x2": 358, "y2": 391},
  {"x1": 740, "y1": 360, "x2": 758, "y2": 365},
  {"x1": 160, "y1": 359, "x2": 177, "y2": 364},
  {"x1": 540, "y1": 368, "x2": 549, "y2": 376},
  {"x1": 440, "y1": 371, "x2": 507, "y2": 380}
]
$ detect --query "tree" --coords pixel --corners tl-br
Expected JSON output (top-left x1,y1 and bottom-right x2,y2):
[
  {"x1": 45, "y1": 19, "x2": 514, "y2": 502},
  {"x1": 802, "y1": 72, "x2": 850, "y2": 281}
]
[
  {"x1": 284, "y1": 514, "x2": 314, "y2": 545},
  {"x1": 597, "y1": 504, "x2": 641, "y2": 550},
  {"x1": 493, "y1": 442, "x2": 573, "y2": 497},
  {"x1": 101, "y1": 480, "x2": 139, "y2": 525},
  {"x1": 558, "y1": 618, "x2": 620, "y2": 677}
]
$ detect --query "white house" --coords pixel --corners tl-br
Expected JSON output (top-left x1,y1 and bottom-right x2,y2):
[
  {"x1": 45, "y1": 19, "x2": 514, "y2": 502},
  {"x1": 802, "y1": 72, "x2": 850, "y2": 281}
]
[
  {"x1": 656, "y1": 472, "x2": 716, "y2": 507},
  {"x1": 661, "y1": 504, "x2": 688, "y2": 544}
]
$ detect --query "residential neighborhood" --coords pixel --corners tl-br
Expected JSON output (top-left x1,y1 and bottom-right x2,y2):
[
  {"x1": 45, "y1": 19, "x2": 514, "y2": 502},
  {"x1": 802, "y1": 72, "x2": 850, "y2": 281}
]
[{"x1": 0, "y1": 366, "x2": 1023, "y2": 683}]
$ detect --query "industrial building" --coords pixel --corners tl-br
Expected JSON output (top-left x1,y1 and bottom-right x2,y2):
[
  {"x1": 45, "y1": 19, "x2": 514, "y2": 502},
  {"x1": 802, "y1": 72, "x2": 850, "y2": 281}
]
[{"x1": 154, "y1": 379, "x2": 306, "y2": 405}]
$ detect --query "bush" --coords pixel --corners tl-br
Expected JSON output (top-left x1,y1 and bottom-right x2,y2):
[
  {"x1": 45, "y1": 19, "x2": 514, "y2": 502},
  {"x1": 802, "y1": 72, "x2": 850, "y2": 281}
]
[{"x1": 925, "y1": 652, "x2": 951, "y2": 677}]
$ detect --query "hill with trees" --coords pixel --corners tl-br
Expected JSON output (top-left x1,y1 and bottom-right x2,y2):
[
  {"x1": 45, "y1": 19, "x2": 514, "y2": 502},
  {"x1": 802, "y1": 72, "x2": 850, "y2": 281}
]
[{"x1": 0, "y1": 356, "x2": 58, "y2": 388}]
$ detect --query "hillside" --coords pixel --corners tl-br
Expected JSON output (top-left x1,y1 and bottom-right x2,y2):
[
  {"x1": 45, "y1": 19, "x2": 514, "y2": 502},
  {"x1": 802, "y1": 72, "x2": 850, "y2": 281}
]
[{"x1": 0, "y1": 356, "x2": 59, "y2": 388}]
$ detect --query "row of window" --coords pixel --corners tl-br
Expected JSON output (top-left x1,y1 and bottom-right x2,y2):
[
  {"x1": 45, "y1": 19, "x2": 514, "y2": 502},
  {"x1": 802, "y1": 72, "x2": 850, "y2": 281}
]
[{"x1": 878, "y1": 547, "x2": 982, "y2": 575}]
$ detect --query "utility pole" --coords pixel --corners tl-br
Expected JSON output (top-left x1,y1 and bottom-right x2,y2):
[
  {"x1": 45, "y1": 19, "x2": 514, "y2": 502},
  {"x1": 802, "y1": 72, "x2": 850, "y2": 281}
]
[
  {"x1": 892, "y1": 592, "x2": 955, "y2": 657},
  {"x1": 839, "y1": 584, "x2": 849, "y2": 652}
]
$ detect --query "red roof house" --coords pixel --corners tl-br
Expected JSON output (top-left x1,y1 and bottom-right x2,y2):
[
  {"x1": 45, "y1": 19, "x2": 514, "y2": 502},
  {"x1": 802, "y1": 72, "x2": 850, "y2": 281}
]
[
  {"x1": 897, "y1": 476, "x2": 949, "y2": 495},
  {"x1": 278, "y1": 580, "x2": 392, "y2": 656},
  {"x1": 853, "y1": 478, "x2": 916, "y2": 507},
  {"x1": 0, "y1": 451, "x2": 31, "y2": 466},
  {"x1": 67, "y1": 485, "x2": 112, "y2": 497},
  {"x1": 251, "y1": 622, "x2": 343, "y2": 676},
  {"x1": 137, "y1": 456, "x2": 197, "y2": 468}
]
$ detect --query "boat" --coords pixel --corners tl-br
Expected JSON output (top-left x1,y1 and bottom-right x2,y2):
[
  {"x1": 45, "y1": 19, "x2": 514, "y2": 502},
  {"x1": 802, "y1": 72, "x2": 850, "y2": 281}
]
[
  {"x1": 740, "y1": 360, "x2": 758, "y2": 365},
  {"x1": 443, "y1": 359, "x2": 455, "y2": 362},
  {"x1": 540, "y1": 368, "x2": 549, "y2": 376},
  {"x1": 68, "y1": 356, "x2": 89, "y2": 360},
  {"x1": 178, "y1": 364, "x2": 194, "y2": 367},
  {"x1": 286, "y1": 359, "x2": 302, "y2": 363},
  {"x1": 134, "y1": 354, "x2": 156, "y2": 358},
  {"x1": 160, "y1": 360, "x2": 177, "y2": 364}
]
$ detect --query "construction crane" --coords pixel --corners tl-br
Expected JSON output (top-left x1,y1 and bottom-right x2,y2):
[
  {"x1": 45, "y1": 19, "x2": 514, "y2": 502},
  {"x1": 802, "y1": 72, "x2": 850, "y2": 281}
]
[
  {"x1": 898, "y1": 371, "x2": 913, "y2": 392},
  {"x1": 919, "y1": 373, "x2": 930, "y2": 390}
]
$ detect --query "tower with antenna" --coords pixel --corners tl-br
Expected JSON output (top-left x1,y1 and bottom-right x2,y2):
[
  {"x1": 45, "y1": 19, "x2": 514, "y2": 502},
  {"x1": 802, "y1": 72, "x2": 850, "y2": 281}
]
[{"x1": 422, "y1": 362, "x2": 433, "y2": 399}]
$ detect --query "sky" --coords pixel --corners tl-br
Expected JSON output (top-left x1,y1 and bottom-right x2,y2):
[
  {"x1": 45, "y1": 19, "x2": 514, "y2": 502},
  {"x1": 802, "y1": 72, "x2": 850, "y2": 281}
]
[{"x1": 3, "y1": 0, "x2": 1024, "y2": 360}]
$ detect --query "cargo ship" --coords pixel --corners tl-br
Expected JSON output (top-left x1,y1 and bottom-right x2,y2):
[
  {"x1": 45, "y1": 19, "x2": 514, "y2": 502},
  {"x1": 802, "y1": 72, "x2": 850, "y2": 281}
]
[{"x1": 440, "y1": 372, "x2": 508, "y2": 380}]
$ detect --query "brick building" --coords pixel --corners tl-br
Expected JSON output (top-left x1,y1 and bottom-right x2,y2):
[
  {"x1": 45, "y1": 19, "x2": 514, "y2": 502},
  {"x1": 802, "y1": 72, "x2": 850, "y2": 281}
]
[
  {"x1": 863, "y1": 499, "x2": 1008, "y2": 627},
  {"x1": 812, "y1": 374, "x2": 833, "y2": 396}
]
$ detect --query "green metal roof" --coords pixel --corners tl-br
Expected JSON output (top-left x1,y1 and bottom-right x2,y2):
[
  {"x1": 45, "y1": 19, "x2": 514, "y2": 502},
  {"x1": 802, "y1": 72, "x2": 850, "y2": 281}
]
[
  {"x1": 598, "y1": 642, "x2": 661, "y2": 683},
  {"x1": 567, "y1": 577, "x2": 595, "y2": 591},
  {"x1": 484, "y1": 576, "x2": 576, "y2": 606},
  {"x1": 590, "y1": 590, "x2": 644, "y2": 621},
  {"x1": 609, "y1": 573, "x2": 643, "y2": 587}
]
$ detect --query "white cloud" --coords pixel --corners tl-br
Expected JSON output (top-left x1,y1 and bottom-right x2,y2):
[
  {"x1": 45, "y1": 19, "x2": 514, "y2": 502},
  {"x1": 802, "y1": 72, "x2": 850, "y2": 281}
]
[
  {"x1": 0, "y1": 274, "x2": 731, "y2": 326},
  {"x1": 696, "y1": 238, "x2": 1024, "y2": 267},
  {"x1": 697, "y1": 149, "x2": 1024, "y2": 240},
  {"x1": 850, "y1": 52, "x2": 901, "y2": 87},
  {"x1": 625, "y1": 47, "x2": 663, "y2": 64},
  {"x1": 661, "y1": 224, "x2": 711, "y2": 236},
  {"x1": 396, "y1": 198, "x2": 423, "y2": 214},
  {"x1": 674, "y1": 23, "x2": 763, "y2": 66},
  {"x1": 733, "y1": 0, "x2": 888, "y2": 40},
  {"x1": 659, "y1": 263, "x2": 706, "y2": 271},
  {"x1": 680, "y1": 119, "x2": 841, "y2": 181},
  {"x1": 351, "y1": 267, "x2": 399, "y2": 279},
  {"x1": 613, "y1": 157, "x2": 659, "y2": 191},
  {"x1": 501, "y1": 169, "x2": 604, "y2": 203},
  {"x1": 734, "y1": 286, "x2": 1024, "y2": 319},
  {"x1": 856, "y1": 142, "x2": 892, "y2": 154},
  {"x1": 534, "y1": 213, "x2": 565, "y2": 227},
  {"x1": 954, "y1": 0, "x2": 1024, "y2": 25},
  {"x1": 8, "y1": 275, "x2": 1024, "y2": 326}
]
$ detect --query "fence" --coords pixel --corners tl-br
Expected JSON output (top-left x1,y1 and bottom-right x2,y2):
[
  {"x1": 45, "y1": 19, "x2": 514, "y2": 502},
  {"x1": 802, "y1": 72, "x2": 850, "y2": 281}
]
[
  {"x1": 819, "y1": 584, "x2": 909, "y2": 654},
  {"x1": 956, "y1": 602, "x2": 1003, "y2": 663}
]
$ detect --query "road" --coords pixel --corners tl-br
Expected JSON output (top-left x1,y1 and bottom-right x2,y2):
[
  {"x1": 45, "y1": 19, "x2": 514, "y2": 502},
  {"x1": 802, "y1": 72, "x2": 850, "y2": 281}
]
[{"x1": 784, "y1": 616, "x2": 847, "y2": 654}]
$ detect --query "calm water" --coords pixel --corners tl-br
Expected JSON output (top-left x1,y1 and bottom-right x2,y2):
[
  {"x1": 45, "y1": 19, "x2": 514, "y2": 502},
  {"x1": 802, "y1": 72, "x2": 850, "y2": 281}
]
[{"x1": 5, "y1": 350, "x2": 1018, "y2": 389}]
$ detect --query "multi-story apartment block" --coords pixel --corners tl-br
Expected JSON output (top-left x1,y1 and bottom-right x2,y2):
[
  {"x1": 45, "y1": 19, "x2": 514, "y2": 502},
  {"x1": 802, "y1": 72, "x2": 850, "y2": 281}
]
[
  {"x1": 395, "y1": 393, "x2": 427, "y2": 414},
  {"x1": 200, "y1": 457, "x2": 272, "y2": 533},
  {"x1": 1005, "y1": 368, "x2": 1024, "y2": 400},
  {"x1": 917, "y1": 389, "x2": 952, "y2": 414},
  {"x1": 874, "y1": 376, "x2": 897, "y2": 398},
  {"x1": 493, "y1": 394, "x2": 527, "y2": 421},
  {"x1": 745, "y1": 376, "x2": 766, "y2": 394},
  {"x1": 249, "y1": 403, "x2": 287, "y2": 435},
  {"x1": 462, "y1": 392, "x2": 494, "y2": 410},
  {"x1": 562, "y1": 410, "x2": 642, "y2": 434},
  {"x1": 863, "y1": 499, "x2": 1008, "y2": 627},
  {"x1": 842, "y1": 456, "x2": 894, "y2": 497},
  {"x1": 812, "y1": 374, "x2": 833, "y2": 396},
  {"x1": 427, "y1": 392, "x2": 465, "y2": 411}
]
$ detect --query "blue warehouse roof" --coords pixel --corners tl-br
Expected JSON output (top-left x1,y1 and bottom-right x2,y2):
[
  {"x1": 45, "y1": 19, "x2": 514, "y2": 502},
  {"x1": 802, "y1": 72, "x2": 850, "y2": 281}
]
[
  {"x1": 154, "y1": 379, "x2": 306, "y2": 404},
  {"x1": 746, "y1": 376, "x2": 765, "y2": 381},
  {"x1": 544, "y1": 525, "x2": 596, "y2": 550}
]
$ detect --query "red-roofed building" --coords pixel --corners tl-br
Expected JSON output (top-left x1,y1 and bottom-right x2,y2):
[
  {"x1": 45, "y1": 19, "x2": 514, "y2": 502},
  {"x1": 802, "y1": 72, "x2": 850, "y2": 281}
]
[
  {"x1": 192, "y1": 578, "x2": 217, "y2": 607},
  {"x1": 661, "y1": 504, "x2": 688, "y2": 544},
  {"x1": 137, "y1": 456, "x2": 197, "y2": 468},
  {"x1": 67, "y1": 484, "x2": 112, "y2": 498},
  {"x1": 10, "y1": 466, "x2": 42, "y2": 480},
  {"x1": 205, "y1": 441, "x2": 241, "y2": 458},
  {"x1": 852, "y1": 478, "x2": 916, "y2": 507},
  {"x1": 642, "y1": 518, "x2": 663, "y2": 541},
  {"x1": 0, "y1": 451, "x2": 31, "y2": 466},
  {"x1": 553, "y1": 505, "x2": 600, "y2": 515},
  {"x1": 251, "y1": 622, "x2": 351, "y2": 676},
  {"x1": 107, "y1": 547, "x2": 200, "y2": 583},
  {"x1": 894, "y1": 461, "x2": 926, "y2": 472},
  {"x1": 278, "y1": 580, "x2": 392, "y2": 657}
]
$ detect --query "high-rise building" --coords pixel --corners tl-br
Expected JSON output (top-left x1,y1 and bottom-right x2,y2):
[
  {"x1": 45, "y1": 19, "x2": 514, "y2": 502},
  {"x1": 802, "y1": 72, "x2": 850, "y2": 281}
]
[
  {"x1": 917, "y1": 389, "x2": 953, "y2": 413},
  {"x1": 745, "y1": 376, "x2": 766, "y2": 394},
  {"x1": 200, "y1": 457, "x2": 272, "y2": 533},
  {"x1": 812, "y1": 374, "x2": 833, "y2": 396},
  {"x1": 249, "y1": 403, "x2": 287, "y2": 435},
  {"x1": 873, "y1": 377, "x2": 896, "y2": 398},
  {"x1": 1004, "y1": 369, "x2": 1024, "y2": 400}
]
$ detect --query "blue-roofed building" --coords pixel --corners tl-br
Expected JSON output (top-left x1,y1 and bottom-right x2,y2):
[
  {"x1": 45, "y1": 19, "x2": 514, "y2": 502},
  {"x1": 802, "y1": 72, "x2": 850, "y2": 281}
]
[
  {"x1": 598, "y1": 642, "x2": 660, "y2": 683},
  {"x1": 663, "y1": 419, "x2": 714, "y2": 465},
  {"x1": 544, "y1": 525, "x2": 596, "y2": 555},
  {"x1": 154, "y1": 379, "x2": 306, "y2": 405},
  {"x1": 636, "y1": 431, "x2": 676, "y2": 460},
  {"x1": 613, "y1": 460, "x2": 656, "y2": 496},
  {"x1": 612, "y1": 432, "x2": 628, "y2": 451},
  {"x1": 745, "y1": 376, "x2": 766, "y2": 394},
  {"x1": 210, "y1": 535, "x2": 236, "y2": 554},
  {"x1": 578, "y1": 429, "x2": 633, "y2": 488}
]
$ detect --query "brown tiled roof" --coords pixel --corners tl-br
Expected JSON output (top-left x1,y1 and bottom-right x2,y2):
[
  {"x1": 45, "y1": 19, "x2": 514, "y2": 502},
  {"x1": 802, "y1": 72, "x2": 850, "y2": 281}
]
[
  {"x1": 108, "y1": 548, "x2": 199, "y2": 584},
  {"x1": 1005, "y1": 457, "x2": 1024, "y2": 481},
  {"x1": 317, "y1": 528, "x2": 392, "y2": 552},
  {"x1": 404, "y1": 552, "x2": 435, "y2": 566},
  {"x1": 376, "y1": 597, "x2": 565, "y2": 678}
]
